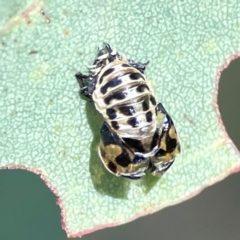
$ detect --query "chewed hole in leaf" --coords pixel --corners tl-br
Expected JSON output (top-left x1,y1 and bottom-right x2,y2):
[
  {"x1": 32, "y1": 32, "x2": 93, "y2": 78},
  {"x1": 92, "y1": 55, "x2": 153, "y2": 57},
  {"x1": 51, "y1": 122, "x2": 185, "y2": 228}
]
[
  {"x1": 0, "y1": 169, "x2": 63, "y2": 238},
  {"x1": 218, "y1": 57, "x2": 240, "y2": 151}
]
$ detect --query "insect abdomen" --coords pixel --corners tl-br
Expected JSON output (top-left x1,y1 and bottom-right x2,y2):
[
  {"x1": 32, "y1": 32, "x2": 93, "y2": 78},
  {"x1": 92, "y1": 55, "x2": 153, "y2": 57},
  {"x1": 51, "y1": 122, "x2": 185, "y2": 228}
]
[{"x1": 92, "y1": 62, "x2": 157, "y2": 139}]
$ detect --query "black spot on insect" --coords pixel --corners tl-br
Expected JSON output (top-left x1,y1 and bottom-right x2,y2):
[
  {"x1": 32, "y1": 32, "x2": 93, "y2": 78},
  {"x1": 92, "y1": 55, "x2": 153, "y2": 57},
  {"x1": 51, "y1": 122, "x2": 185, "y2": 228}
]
[
  {"x1": 100, "y1": 122, "x2": 120, "y2": 145},
  {"x1": 99, "y1": 68, "x2": 114, "y2": 84},
  {"x1": 166, "y1": 136, "x2": 177, "y2": 152},
  {"x1": 108, "y1": 161, "x2": 117, "y2": 173},
  {"x1": 127, "y1": 117, "x2": 139, "y2": 128},
  {"x1": 122, "y1": 63, "x2": 130, "y2": 67},
  {"x1": 150, "y1": 95, "x2": 156, "y2": 105},
  {"x1": 136, "y1": 84, "x2": 149, "y2": 92},
  {"x1": 100, "y1": 77, "x2": 122, "y2": 94},
  {"x1": 123, "y1": 138, "x2": 145, "y2": 152},
  {"x1": 119, "y1": 106, "x2": 135, "y2": 116},
  {"x1": 142, "y1": 97, "x2": 149, "y2": 111},
  {"x1": 115, "y1": 150, "x2": 131, "y2": 167},
  {"x1": 104, "y1": 90, "x2": 128, "y2": 104},
  {"x1": 106, "y1": 108, "x2": 117, "y2": 119},
  {"x1": 155, "y1": 148, "x2": 166, "y2": 157},
  {"x1": 129, "y1": 72, "x2": 142, "y2": 80},
  {"x1": 111, "y1": 121, "x2": 119, "y2": 130},
  {"x1": 146, "y1": 111, "x2": 152, "y2": 122}
]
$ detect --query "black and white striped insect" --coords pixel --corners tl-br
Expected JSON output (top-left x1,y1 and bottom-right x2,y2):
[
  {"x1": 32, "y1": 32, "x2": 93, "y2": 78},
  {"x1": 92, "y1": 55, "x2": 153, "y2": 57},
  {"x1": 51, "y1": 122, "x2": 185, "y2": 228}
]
[{"x1": 75, "y1": 44, "x2": 180, "y2": 180}]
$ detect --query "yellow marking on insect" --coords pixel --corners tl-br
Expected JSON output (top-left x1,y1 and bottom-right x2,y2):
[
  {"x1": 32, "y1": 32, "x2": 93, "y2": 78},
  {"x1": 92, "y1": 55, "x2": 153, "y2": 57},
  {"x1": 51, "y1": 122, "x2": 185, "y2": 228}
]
[{"x1": 104, "y1": 144, "x2": 122, "y2": 159}]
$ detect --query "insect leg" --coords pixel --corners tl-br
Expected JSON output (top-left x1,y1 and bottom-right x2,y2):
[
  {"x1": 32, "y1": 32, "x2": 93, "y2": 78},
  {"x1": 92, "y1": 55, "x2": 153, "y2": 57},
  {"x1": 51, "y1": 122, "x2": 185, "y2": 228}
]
[
  {"x1": 75, "y1": 72, "x2": 92, "y2": 99},
  {"x1": 103, "y1": 42, "x2": 112, "y2": 52},
  {"x1": 128, "y1": 59, "x2": 149, "y2": 73}
]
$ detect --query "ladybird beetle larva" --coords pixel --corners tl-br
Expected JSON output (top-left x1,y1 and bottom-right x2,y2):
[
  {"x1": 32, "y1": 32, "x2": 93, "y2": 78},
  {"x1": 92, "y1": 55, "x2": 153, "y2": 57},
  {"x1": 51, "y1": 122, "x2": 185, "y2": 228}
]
[{"x1": 75, "y1": 44, "x2": 180, "y2": 180}]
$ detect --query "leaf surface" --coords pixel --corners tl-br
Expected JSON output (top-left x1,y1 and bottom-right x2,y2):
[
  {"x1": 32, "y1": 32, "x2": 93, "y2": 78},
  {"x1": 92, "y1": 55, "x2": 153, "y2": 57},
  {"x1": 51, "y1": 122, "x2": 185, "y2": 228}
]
[{"x1": 0, "y1": 0, "x2": 240, "y2": 237}]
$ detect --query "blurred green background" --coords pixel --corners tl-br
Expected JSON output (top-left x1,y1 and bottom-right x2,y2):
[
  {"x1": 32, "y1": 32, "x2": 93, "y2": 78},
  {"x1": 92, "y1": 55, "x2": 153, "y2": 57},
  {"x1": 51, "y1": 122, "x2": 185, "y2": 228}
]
[{"x1": 0, "y1": 58, "x2": 239, "y2": 240}]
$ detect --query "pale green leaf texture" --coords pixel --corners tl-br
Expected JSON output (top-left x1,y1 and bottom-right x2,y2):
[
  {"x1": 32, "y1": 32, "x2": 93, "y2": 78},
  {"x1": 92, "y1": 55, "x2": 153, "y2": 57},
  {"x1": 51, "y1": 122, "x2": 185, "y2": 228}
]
[{"x1": 0, "y1": 0, "x2": 240, "y2": 237}]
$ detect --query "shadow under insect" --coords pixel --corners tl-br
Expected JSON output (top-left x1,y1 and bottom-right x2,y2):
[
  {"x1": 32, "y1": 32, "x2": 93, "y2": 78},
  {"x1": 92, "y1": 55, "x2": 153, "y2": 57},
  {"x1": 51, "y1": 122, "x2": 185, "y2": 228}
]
[{"x1": 85, "y1": 100, "x2": 130, "y2": 199}]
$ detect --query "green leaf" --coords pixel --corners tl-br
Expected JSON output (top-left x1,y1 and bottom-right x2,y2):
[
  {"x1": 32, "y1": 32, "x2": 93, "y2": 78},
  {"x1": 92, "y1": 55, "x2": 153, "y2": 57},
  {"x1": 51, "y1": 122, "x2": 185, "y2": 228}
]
[{"x1": 0, "y1": 0, "x2": 239, "y2": 237}]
